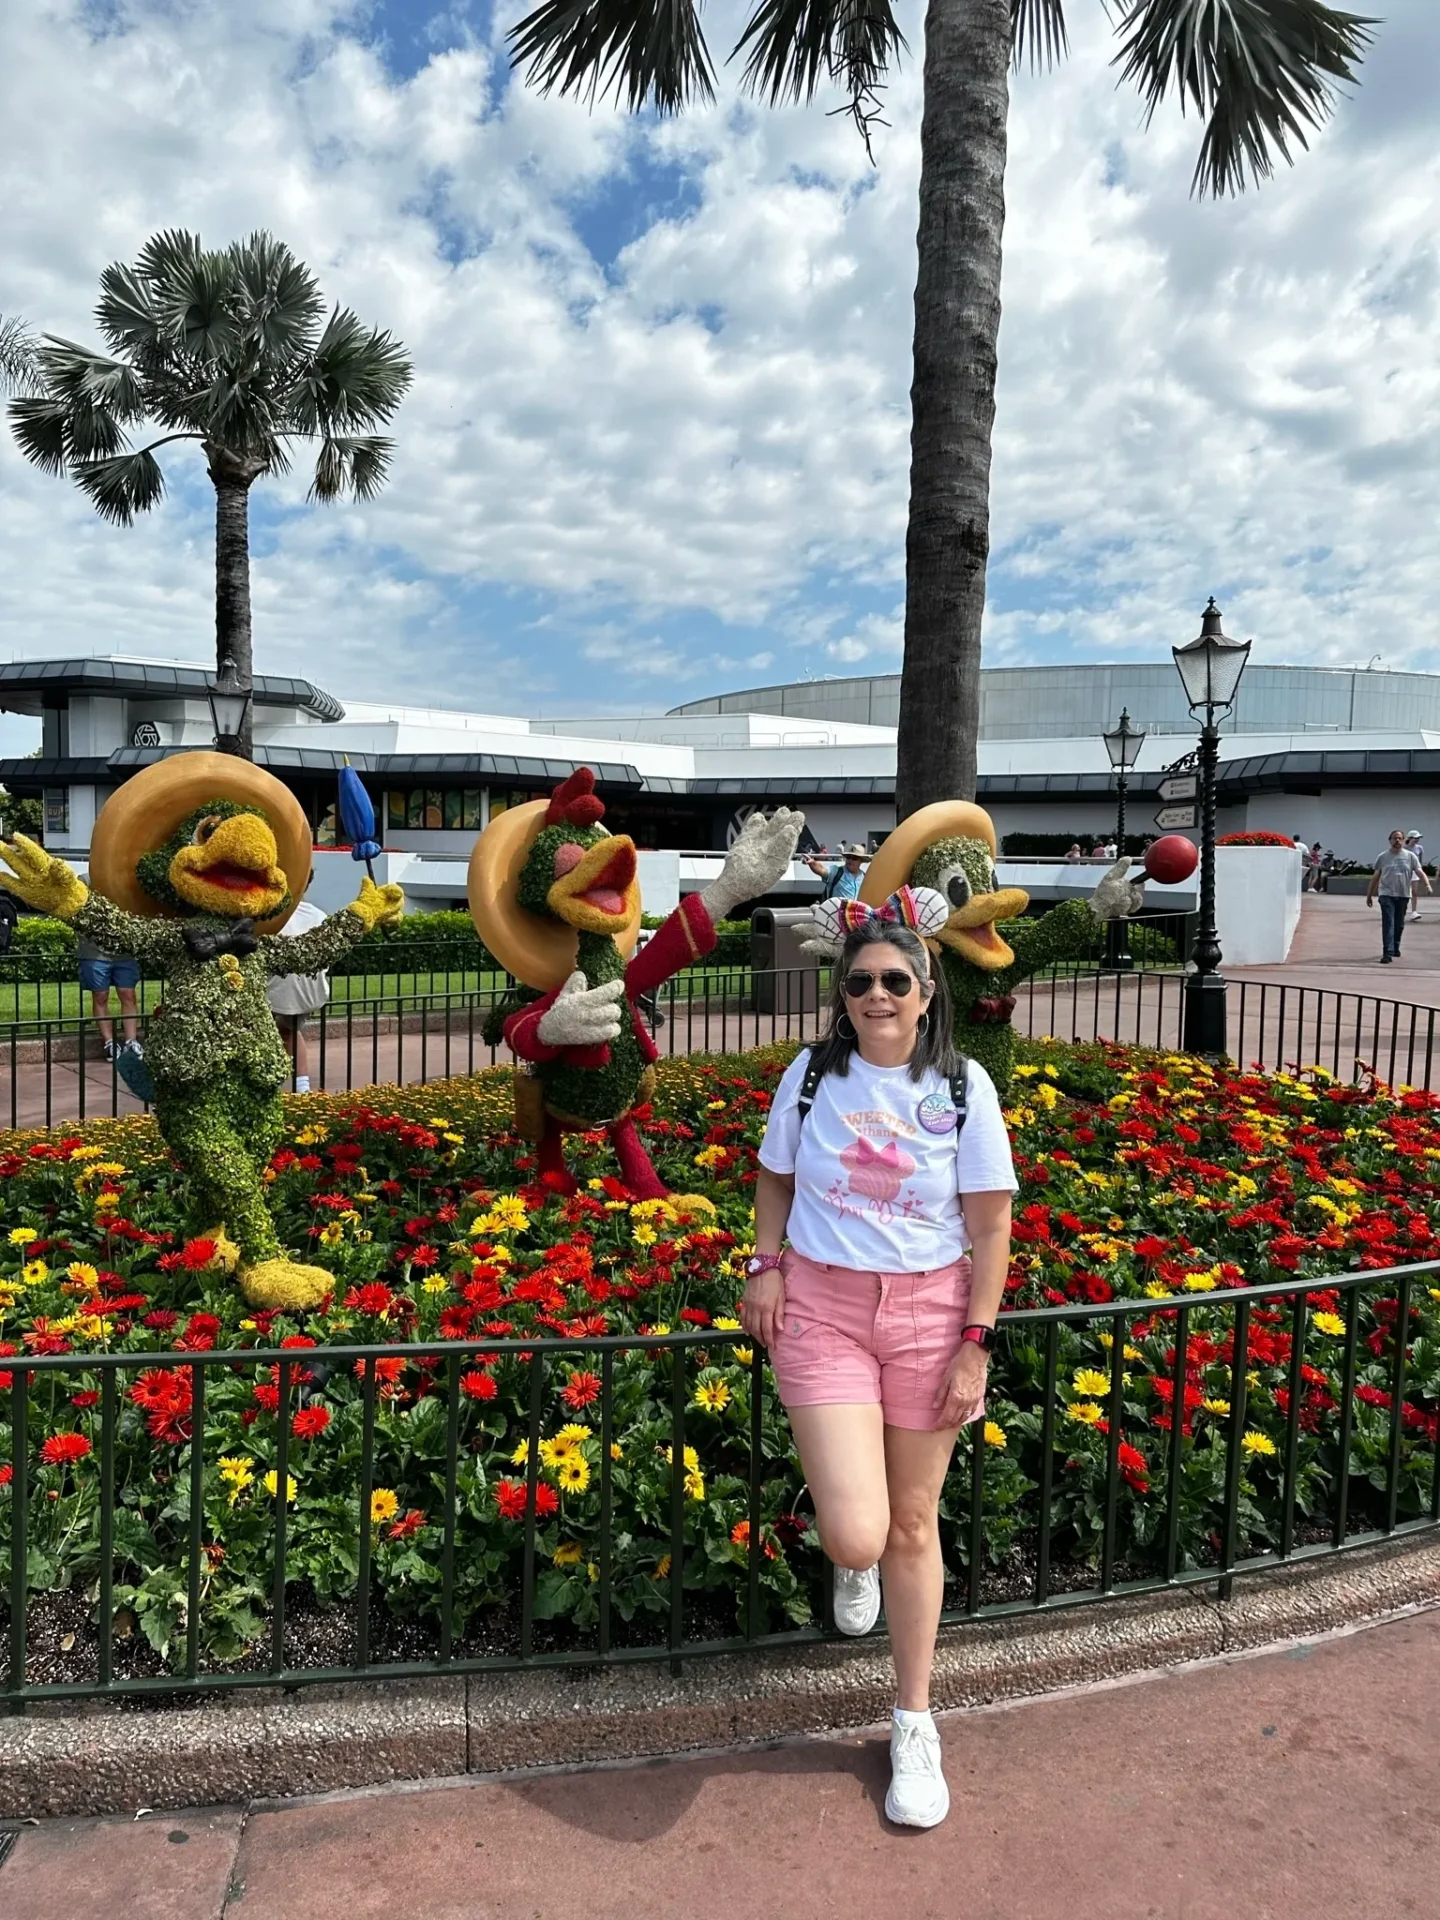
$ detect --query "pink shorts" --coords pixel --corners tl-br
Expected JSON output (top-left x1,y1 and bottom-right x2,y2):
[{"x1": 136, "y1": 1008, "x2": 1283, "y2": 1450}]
[{"x1": 768, "y1": 1248, "x2": 980, "y2": 1432}]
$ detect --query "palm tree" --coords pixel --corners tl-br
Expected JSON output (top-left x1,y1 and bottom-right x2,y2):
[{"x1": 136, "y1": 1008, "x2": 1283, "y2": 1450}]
[
  {"x1": 509, "y1": 0, "x2": 1373, "y2": 813},
  {"x1": 0, "y1": 317, "x2": 38, "y2": 397},
  {"x1": 8, "y1": 231, "x2": 413, "y2": 758}
]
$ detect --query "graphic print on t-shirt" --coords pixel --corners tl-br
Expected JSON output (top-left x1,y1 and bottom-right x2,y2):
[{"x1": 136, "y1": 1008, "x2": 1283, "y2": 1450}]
[{"x1": 831, "y1": 1105, "x2": 925, "y2": 1222}]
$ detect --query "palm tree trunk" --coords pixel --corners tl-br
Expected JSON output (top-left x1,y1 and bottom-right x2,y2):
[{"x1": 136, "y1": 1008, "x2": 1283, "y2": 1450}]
[
  {"x1": 207, "y1": 447, "x2": 264, "y2": 761},
  {"x1": 895, "y1": 0, "x2": 1011, "y2": 818}
]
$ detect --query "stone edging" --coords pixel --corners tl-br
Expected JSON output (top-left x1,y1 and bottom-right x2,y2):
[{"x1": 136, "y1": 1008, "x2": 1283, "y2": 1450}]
[{"x1": 3, "y1": 1532, "x2": 1438, "y2": 1819}]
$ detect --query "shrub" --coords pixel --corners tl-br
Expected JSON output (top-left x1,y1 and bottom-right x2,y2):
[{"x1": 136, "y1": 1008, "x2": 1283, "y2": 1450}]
[{"x1": 1215, "y1": 832, "x2": 1296, "y2": 847}]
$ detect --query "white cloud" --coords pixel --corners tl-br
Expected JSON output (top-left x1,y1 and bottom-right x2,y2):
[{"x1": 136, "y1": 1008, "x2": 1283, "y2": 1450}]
[{"x1": 0, "y1": 0, "x2": 1436, "y2": 718}]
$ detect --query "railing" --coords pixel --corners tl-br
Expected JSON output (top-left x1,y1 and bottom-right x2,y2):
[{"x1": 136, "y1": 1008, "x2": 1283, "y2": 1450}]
[
  {"x1": 3, "y1": 962, "x2": 1440, "y2": 1128},
  {"x1": 4, "y1": 1259, "x2": 1437, "y2": 1705}
]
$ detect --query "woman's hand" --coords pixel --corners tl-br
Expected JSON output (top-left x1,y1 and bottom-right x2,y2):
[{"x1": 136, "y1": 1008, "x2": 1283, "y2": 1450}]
[
  {"x1": 739, "y1": 1267, "x2": 786, "y2": 1350},
  {"x1": 936, "y1": 1342, "x2": 989, "y2": 1429}
]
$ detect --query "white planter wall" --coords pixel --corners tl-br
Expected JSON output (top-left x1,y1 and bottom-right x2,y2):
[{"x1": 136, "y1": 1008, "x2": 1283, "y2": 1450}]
[{"x1": 1213, "y1": 846, "x2": 1302, "y2": 966}]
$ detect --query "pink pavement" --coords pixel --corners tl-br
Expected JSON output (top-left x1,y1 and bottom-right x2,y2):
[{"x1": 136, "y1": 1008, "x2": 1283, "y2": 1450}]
[{"x1": 6, "y1": 1606, "x2": 1440, "y2": 1920}]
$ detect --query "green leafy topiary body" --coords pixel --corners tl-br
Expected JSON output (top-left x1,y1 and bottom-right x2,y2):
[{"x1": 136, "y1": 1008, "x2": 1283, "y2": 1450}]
[
  {"x1": 532, "y1": 930, "x2": 647, "y2": 1123},
  {"x1": 907, "y1": 834, "x2": 1103, "y2": 1097}
]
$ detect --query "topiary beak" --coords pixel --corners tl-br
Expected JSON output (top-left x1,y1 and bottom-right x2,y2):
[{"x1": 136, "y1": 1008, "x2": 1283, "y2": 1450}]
[
  {"x1": 937, "y1": 885, "x2": 1029, "y2": 971},
  {"x1": 546, "y1": 835, "x2": 639, "y2": 932},
  {"x1": 169, "y1": 813, "x2": 288, "y2": 919}
]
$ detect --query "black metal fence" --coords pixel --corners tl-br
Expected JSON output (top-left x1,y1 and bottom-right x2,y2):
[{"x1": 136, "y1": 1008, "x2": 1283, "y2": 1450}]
[
  {"x1": 3, "y1": 960, "x2": 1440, "y2": 1129},
  {"x1": 3, "y1": 1258, "x2": 1436, "y2": 1706}
]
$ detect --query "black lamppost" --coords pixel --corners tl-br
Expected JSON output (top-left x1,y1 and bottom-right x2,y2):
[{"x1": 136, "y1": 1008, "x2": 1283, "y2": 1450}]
[
  {"x1": 208, "y1": 657, "x2": 253, "y2": 760},
  {"x1": 1173, "y1": 599, "x2": 1252, "y2": 1055},
  {"x1": 1102, "y1": 707, "x2": 1146, "y2": 970}
]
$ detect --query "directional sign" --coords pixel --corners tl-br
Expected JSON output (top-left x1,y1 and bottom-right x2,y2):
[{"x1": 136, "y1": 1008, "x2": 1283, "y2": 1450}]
[
  {"x1": 1158, "y1": 774, "x2": 1198, "y2": 802},
  {"x1": 1154, "y1": 804, "x2": 1199, "y2": 832}
]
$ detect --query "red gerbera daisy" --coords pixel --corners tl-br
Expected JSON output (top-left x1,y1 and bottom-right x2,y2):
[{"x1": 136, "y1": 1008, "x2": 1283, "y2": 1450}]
[
  {"x1": 292, "y1": 1405, "x2": 332, "y2": 1440},
  {"x1": 561, "y1": 1370, "x2": 602, "y2": 1412},
  {"x1": 388, "y1": 1509, "x2": 426, "y2": 1541},
  {"x1": 459, "y1": 1369, "x2": 498, "y2": 1402},
  {"x1": 40, "y1": 1432, "x2": 92, "y2": 1465}
]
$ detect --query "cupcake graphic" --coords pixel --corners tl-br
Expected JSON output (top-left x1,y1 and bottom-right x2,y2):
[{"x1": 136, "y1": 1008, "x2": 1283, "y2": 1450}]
[{"x1": 840, "y1": 1135, "x2": 915, "y2": 1204}]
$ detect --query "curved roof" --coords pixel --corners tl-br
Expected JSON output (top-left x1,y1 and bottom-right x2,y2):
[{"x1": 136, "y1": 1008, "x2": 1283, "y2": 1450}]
[{"x1": 0, "y1": 658, "x2": 344, "y2": 722}]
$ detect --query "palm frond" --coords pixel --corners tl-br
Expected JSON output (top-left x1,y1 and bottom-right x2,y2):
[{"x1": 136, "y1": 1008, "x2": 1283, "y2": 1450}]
[
  {"x1": 0, "y1": 316, "x2": 39, "y2": 398},
  {"x1": 1011, "y1": 0, "x2": 1067, "y2": 70},
  {"x1": 95, "y1": 262, "x2": 166, "y2": 362},
  {"x1": 734, "y1": 0, "x2": 906, "y2": 153},
  {"x1": 509, "y1": 0, "x2": 716, "y2": 114},
  {"x1": 135, "y1": 230, "x2": 243, "y2": 366},
  {"x1": 309, "y1": 434, "x2": 395, "y2": 503},
  {"x1": 72, "y1": 448, "x2": 166, "y2": 525},
  {"x1": 1112, "y1": 0, "x2": 1375, "y2": 197},
  {"x1": 35, "y1": 338, "x2": 148, "y2": 422},
  {"x1": 228, "y1": 231, "x2": 325, "y2": 360},
  {"x1": 288, "y1": 307, "x2": 414, "y2": 436},
  {"x1": 8, "y1": 396, "x2": 71, "y2": 474}
]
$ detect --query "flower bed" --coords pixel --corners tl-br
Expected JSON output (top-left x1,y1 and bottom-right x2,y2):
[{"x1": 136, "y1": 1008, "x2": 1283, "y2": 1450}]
[{"x1": 2, "y1": 1041, "x2": 1439, "y2": 1680}]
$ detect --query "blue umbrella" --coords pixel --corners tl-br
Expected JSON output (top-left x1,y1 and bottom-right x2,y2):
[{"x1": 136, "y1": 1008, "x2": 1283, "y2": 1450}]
[{"x1": 337, "y1": 763, "x2": 381, "y2": 881}]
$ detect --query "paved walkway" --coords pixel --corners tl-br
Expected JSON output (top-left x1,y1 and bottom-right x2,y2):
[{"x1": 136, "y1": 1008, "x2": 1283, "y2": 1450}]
[
  {"x1": 6, "y1": 1607, "x2": 1440, "y2": 1919},
  {"x1": 1230, "y1": 891, "x2": 1440, "y2": 1003}
]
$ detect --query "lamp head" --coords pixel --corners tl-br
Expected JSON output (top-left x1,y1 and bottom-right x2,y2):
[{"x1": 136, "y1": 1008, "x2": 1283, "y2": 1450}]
[{"x1": 1172, "y1": 599, "x2": 1252, "y2": 715}]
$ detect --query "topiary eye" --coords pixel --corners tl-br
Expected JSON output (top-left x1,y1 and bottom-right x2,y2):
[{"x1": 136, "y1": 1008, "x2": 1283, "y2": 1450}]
[
  {"x1": 192, "y1": 815, "x2": 223, "y2": 846},
  {"x1": 941, "y1": 865, "x2": 971, "y2": 910}
]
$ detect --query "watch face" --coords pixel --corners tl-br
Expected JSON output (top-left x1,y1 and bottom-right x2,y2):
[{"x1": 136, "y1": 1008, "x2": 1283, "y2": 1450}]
[{"x1": 746, "y1": 1256, "x2": 771, "y2": 1277}]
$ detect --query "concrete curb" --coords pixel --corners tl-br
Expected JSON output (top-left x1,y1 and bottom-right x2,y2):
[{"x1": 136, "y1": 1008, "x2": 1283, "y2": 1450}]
[{"x1": 4, "y1": 1533, "x2": 1439, "y2": 1819}]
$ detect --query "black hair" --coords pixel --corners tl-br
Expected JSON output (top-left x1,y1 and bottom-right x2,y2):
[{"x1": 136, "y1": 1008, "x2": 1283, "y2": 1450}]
[{"x1": 808, "y1": 918, "x2": 959, "y2": 1084}]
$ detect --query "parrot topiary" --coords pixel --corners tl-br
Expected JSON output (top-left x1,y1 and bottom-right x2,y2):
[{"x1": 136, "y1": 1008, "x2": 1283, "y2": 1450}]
[
  {"x1": 0, "y1": 754, "x2": 405, "y2": 1311},
  {"x1": 471, "y1": 769, "x2": 802, "y2": 1202},
  {"x1": 850, "y1": 801, "x2": 1143, "y2": 1096}
]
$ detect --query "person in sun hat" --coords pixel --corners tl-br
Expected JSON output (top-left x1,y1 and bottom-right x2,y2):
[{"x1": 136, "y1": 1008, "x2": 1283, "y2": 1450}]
[
  {"x1": 1405, "y1": 830, "x2": 1427, "y2": 921},
  {"x1": 739, "y1": 886, "x2": 1016, "y2": 1831},
  {"x1": 806, "y1": 841, "x2": 868, "y2": 900}
]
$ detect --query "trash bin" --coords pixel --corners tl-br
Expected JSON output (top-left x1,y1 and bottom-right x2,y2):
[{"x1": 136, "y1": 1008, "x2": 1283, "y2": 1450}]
[{"x1": 750, "y1": 906, "x2": 823, "y2": 1016}]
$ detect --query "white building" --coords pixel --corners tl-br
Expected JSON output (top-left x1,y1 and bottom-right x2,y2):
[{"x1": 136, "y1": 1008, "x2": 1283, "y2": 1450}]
[{"x1": 0, "y1": 657, "x2": 1436, "y2": 916}]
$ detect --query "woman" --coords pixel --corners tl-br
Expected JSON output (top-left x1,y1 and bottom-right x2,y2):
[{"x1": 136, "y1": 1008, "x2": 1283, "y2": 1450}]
[{"x1": 740, "y1": 912, "x2": 1016, "y2": 1830}]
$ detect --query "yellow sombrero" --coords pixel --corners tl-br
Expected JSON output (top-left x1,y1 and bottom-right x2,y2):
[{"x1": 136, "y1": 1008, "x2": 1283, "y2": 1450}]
[
  {"x1": 88, "y1": 752, "x2": 312, "y2": 934},
  {"x1": 468, "y1": 800, "x2": 642, "y2": 993},
  {"x1": 860, "y1": 800, "x2": 998, "y2": 906}
]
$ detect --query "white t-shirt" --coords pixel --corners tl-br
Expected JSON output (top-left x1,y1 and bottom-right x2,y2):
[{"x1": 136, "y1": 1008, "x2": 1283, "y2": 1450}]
[
  {"x1": 265, "y1": 898, "x2": 330, "y2": 1015},
  {"x1": 758, "y1": 1050, "x2": 1018, "y2": 1271}
]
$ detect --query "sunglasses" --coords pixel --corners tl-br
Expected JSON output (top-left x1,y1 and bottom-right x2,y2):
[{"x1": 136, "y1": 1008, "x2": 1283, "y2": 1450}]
[{"x1": 842, "y1": 968, "x2": 916, "y2": 999}]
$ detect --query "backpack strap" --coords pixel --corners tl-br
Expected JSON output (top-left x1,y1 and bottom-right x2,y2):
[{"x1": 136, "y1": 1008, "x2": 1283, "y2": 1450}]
[
  {"x1": 949, "y1": 1058, "x2": 970, "y2": 1136},
  {"x1": 796, "y1": 1047, "x2": 826, "y2": 1126}
]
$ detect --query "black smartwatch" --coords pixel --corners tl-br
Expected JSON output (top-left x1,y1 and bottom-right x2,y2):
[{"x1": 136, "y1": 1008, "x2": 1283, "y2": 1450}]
[{"x1": 959, "y1": 1324, "x2": 996, "y2": 1354}]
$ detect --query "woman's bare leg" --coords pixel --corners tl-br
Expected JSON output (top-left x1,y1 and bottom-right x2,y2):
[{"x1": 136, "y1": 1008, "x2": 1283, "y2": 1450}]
[
  {"x1": 787, "y1": 1403, "x2": 890, "y2": 1571},
  {"x1": 881, "y1": 1424, "x2": 961, "y2": 1710}
]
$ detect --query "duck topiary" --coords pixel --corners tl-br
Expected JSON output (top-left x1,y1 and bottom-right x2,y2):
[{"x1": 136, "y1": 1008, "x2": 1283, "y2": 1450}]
[
  {"x1": 831, "y1": 801, "x2": 1142, "y2": 1096},
  {"x1": 0, "y1": 753, "x2": 405, "y2": 1311},
  {"x1": 471, "y1": 769, "x2": 802, "y2": 1202}
]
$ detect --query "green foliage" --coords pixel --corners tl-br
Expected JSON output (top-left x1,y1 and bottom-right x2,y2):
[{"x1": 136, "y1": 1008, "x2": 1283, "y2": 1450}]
[
  {"x1": 9, "y1": 229, "x2": 413, "y2": 526},
  {"x1": 1000, "y1": 832, "x2": 1110, "y2": 857}
]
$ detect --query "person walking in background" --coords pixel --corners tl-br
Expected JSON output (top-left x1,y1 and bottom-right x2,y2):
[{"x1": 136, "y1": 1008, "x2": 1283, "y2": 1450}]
[
  {"x1": 1303, "y1": 842, "x2": 1323, "y2": 892},
  {"x1": 805, "y1": 842, "x2": 867, "y2": 900},
  {"x1": 1064, "y1": 843, "x2": 1083, "y2": 863},
  {"x1": 1406, "y1": 830, "x2": 1428, "y2": 921},
  {"x1": 1367, "y1": 829, "x2": 1431, "y2": 963},
  {"x1": 740, "y1": 913, "x2": 1016, "y2": 1829},
  {"x1": 1316, "y1": 849, "x2": 1335, "y2": 894},
  {"x1": 77, "y1": 935, "x2": 142, "y2": 1063},
  {"x1": 265, "y1": 884, "x2": 330, "y2": 1092}
]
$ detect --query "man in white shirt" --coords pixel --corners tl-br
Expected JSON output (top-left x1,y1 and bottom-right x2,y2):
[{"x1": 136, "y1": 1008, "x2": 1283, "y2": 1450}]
[
  {"x1": 1367, "y1": 829, "x2": 1431, "y2": 963},
  {"x1": 266, "y1": 886, "x2": 330, "y2": 1091},
  {"x1": 1405, "y1": 830, "x2": 1427, "y2": 922}
]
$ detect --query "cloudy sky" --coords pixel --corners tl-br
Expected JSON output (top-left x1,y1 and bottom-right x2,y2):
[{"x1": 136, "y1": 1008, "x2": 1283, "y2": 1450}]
[{"x1": 1, "y1": 0, "x2": 1437, "y2": 742}]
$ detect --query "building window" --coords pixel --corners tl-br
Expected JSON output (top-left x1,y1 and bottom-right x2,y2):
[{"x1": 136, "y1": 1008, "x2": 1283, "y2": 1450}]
[
  {"x1": 387, "y1": 791, "x2": 406, "y2": 831},
  {"x1": 43, "y1": 788, "x2": 69, "y2": 837},
  {"x1": 383, "y1": 787, "x2": 488, "y2": 831}
]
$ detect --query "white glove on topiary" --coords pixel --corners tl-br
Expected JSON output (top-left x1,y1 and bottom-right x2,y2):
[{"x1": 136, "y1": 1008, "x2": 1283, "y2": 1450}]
[
  {"x1": 1090, "y1": 857, "x2": 1147, "y2": 922},
  {"x1": 700, "y1": 808, "x2": 805, "y2": 924},
  {"x1": 535, "y1": 972, "x2": 626, "y2": 1046}
]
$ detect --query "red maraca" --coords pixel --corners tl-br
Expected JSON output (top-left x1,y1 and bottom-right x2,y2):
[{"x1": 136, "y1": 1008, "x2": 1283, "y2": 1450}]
[{"x1": 1144, "y1": 834, "x2": 1199, "y2": 885}]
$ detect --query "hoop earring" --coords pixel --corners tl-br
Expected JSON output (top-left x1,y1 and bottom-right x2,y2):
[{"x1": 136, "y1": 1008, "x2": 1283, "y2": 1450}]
[
  {"x1": 837, "y1": 1012, "x2": 857, "y2": 1041},
  {"x1": 916, "y1": 1011, "x2": 930, "y2": 1036}
]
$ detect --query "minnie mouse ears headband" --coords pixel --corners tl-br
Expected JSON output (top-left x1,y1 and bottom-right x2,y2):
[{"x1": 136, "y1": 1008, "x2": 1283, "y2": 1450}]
[{"x1": 801, "y1": 884, "x2": 949, "y2": 960}]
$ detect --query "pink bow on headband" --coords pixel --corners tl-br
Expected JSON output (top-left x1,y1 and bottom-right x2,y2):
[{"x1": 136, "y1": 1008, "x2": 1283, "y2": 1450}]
[{"x1": 834, "y1": 886, "x2": 949, "y2": 938}]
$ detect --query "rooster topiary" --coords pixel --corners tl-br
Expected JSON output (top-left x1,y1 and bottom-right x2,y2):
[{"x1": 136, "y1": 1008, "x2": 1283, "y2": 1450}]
[
  {"x1": 0, "y1": 754, "x2": 404, "y2": 1311},
  {"x1": 472, "y1": 769, "x2": 802, "y2": 1201}
]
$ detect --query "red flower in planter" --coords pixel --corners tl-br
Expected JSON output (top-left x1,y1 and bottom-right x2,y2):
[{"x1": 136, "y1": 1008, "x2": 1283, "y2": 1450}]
[
  {"x1": 40, "y1": 1432, "x2": 92, "y2": 1465},
  {"x1": 459, "y1": 1370, "x2": 498, "y2": 1401},
  {"x1": 561, "y1": 1370, "x2": 602, "y2": 1411}
]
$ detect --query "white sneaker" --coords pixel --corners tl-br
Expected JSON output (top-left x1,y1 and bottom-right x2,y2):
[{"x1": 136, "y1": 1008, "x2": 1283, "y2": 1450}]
[
  {"x1": 885, "y1": 1713, "x2": 950, "y2": 1828},
  {"x1": 833, "y1": 1563, "x2": 881, "y2": 1636}
]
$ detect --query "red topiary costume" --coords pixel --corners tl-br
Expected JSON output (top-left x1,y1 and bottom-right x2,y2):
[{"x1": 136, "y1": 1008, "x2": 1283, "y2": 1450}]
[{"x1": 471, "y1": 769, "x2": 802, "y2": 1201}]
